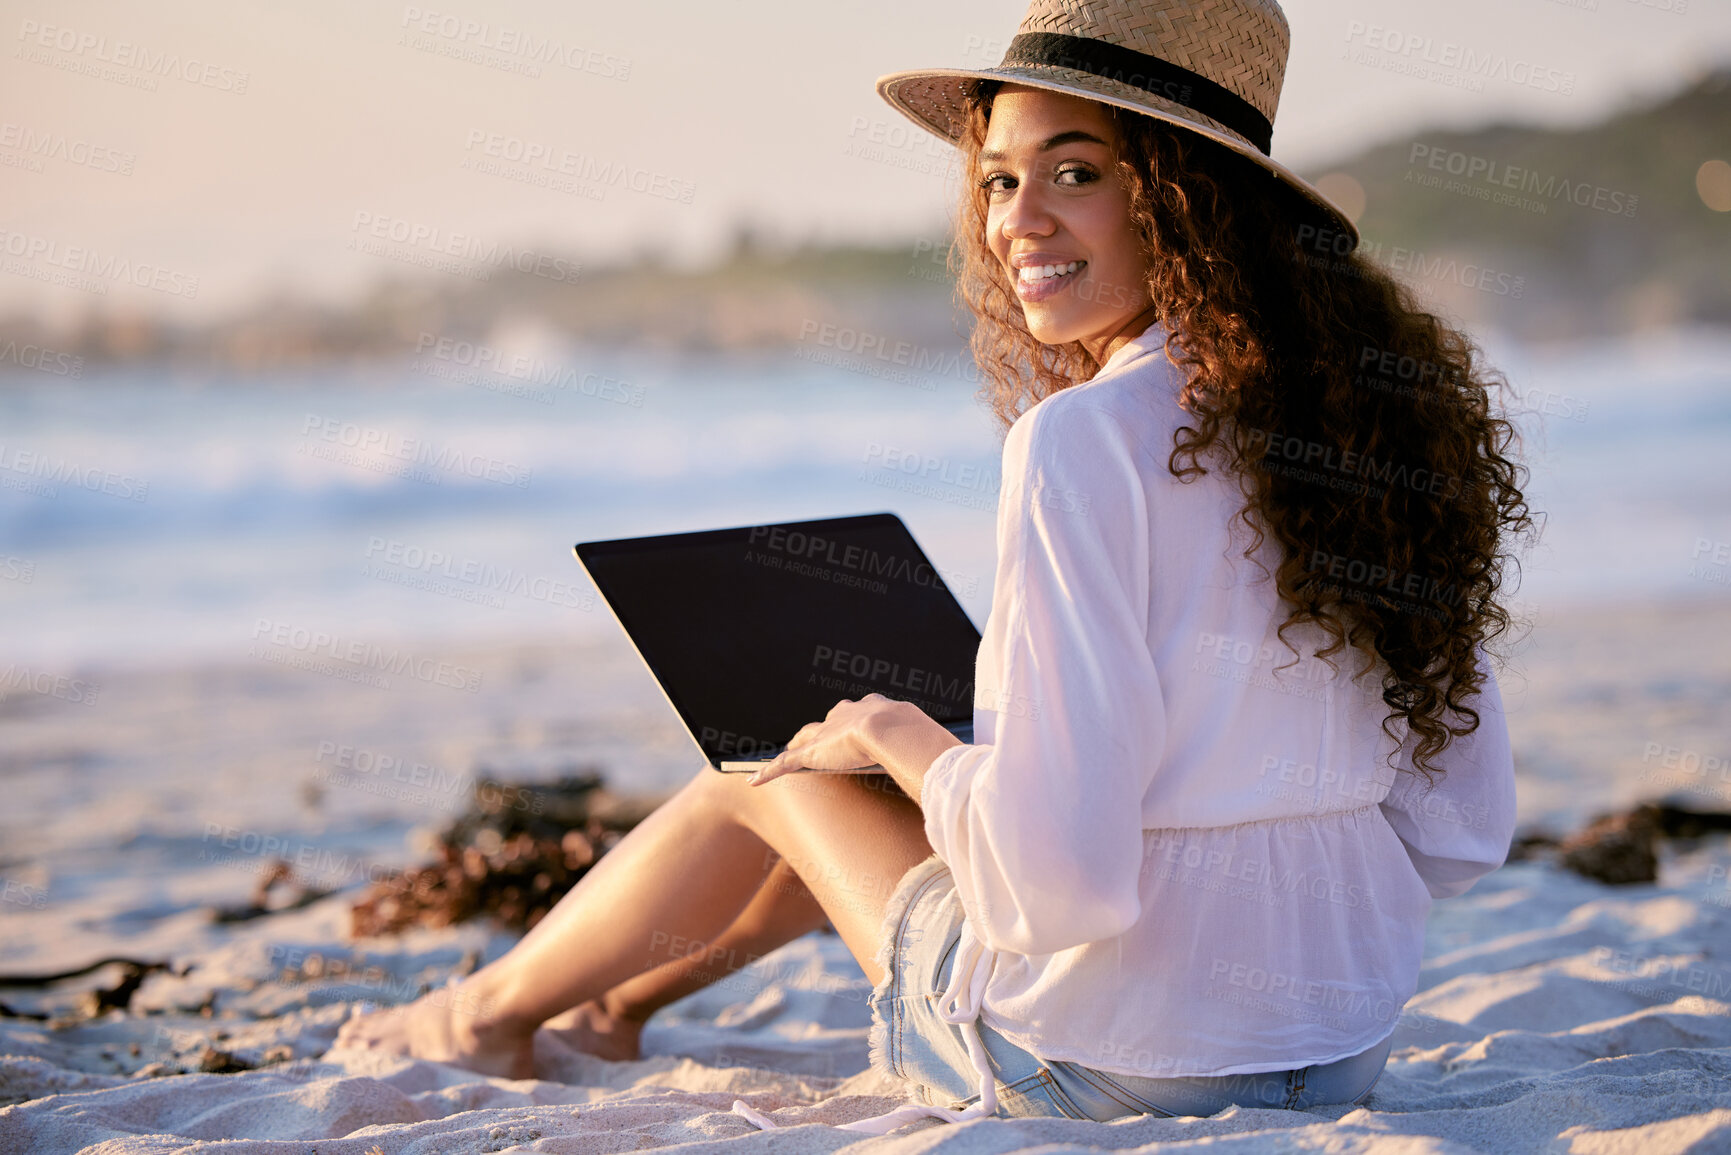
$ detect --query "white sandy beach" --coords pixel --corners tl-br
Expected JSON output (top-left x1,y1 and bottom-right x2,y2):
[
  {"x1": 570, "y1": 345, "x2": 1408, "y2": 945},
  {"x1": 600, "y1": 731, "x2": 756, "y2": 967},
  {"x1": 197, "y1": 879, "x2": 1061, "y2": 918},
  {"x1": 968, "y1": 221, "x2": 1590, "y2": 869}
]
[{"x1": 3, "y1": 596, "x2": 1731, "y2": 1153}]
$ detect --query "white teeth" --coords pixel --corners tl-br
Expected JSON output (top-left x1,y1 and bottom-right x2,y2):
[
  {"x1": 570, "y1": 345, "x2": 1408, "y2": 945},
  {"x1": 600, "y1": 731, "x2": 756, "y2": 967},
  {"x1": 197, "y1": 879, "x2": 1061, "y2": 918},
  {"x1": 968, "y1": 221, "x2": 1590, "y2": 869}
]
[{"x1": 1019, "y1": 260, "x2": 1083, "y2": 282}]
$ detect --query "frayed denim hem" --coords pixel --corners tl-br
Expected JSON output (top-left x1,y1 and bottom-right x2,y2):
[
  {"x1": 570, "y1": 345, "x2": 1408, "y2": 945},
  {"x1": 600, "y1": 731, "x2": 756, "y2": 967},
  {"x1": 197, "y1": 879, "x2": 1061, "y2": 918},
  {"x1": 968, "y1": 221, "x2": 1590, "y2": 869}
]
[{"x1": 864, "y1": 851, "x2": 947, "y2": 1090}]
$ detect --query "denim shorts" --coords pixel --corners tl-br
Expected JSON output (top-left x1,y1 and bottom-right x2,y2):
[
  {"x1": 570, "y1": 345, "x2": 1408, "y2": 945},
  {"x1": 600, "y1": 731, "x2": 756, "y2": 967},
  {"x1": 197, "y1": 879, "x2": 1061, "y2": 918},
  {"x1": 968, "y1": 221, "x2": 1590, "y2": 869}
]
[{"x1": 866, "y1": 853, "x2": 1393, "y2": 1121}]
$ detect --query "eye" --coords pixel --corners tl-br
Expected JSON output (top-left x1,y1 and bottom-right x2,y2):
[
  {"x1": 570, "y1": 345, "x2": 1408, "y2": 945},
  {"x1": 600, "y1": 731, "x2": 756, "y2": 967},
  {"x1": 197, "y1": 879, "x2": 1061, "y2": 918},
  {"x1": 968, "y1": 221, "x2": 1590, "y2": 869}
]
[
  {"x1": 1054, "y1": 164, "x2": 1098, "y2": 186},
  {"x1": 978, "y1": 171, "x2": 1016, "y2": 198}
]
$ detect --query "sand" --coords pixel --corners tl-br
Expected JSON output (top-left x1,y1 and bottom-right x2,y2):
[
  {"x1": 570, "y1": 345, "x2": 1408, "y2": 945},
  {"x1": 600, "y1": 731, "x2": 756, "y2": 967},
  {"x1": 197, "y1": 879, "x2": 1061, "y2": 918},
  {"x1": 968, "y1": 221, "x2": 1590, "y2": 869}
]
[{"x1": 2, "y1": 597, "x2": 1730, "y2": 1153}]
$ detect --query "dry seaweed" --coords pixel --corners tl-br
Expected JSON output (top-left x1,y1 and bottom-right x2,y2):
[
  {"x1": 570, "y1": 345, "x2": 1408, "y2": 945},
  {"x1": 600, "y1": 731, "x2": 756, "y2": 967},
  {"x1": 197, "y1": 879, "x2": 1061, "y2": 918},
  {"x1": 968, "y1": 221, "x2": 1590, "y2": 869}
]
[{"x1": 349, "y1": 772, "x2": 666, "y2": 937}]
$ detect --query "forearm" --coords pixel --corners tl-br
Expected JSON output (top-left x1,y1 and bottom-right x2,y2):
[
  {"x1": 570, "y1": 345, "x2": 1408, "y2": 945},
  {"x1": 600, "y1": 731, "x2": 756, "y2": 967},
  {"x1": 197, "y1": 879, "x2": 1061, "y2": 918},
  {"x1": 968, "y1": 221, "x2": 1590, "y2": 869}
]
[{"x1": 863, "y1": 701, "x2": 962, "y2": 809}]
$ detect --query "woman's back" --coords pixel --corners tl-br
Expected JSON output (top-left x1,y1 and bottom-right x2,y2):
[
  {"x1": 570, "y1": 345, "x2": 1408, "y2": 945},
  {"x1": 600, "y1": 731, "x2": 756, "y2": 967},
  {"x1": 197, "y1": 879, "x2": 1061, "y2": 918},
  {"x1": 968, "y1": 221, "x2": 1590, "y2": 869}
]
[{"x1": 920, "y1": 324, "x2": 1517, "y2": 1079}]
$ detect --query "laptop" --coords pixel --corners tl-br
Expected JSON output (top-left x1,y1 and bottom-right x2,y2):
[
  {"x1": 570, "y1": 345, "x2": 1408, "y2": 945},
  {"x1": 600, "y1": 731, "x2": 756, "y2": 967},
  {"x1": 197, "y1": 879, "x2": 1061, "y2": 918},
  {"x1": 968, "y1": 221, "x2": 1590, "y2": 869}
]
[{"x1": 574, "y1": 513, "x2": 980, "y2": 773}]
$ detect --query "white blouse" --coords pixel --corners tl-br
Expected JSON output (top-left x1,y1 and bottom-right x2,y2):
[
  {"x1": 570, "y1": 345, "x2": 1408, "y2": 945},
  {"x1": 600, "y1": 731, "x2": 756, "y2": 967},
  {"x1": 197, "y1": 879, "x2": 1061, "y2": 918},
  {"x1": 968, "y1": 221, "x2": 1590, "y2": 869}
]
[
  {"x1": 733, "y1": 325, "x2": 1518, "y2": 1135},
  {"x1": 919, "y1": 326, "x2": 1515, "y2": 1109}
]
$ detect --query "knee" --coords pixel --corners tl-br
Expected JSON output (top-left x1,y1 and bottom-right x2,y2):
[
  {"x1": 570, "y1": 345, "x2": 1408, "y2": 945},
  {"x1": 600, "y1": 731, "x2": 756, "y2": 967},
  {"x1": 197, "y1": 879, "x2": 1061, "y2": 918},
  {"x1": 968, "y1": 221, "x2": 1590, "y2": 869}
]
[
  {"x1": 690, "y1": 764, "x2": 777, "y2": 822},
  {"x1": 689, "y1": 765, "x2": 746, "y2": 795}
]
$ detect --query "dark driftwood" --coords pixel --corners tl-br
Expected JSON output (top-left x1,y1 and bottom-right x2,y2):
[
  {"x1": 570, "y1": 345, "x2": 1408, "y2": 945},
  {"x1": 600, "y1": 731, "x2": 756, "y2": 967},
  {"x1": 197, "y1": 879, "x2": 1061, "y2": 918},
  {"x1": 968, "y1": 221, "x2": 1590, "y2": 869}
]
[
  {"x1": 212, "y1": 860, "x2": 335, "y2": 923},
  {"x1": 0, "y1": 958, "x2": 175, "y2": 1020},
  {"x1": 0, "y1": 957, "x2": 171, "y2": 986}
]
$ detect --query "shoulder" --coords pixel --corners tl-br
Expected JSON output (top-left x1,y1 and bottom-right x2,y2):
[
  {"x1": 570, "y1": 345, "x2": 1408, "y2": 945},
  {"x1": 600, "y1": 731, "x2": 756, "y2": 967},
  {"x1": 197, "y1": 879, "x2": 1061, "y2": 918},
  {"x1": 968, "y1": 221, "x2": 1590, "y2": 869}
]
[{"x1": 1005, "y1": 343, "x2": 1182, "y2": 473}]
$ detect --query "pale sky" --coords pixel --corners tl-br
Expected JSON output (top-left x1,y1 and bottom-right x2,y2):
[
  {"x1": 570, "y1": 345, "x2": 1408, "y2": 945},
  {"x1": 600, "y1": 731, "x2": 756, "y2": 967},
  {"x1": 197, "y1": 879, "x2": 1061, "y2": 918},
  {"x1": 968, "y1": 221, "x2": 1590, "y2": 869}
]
[{"x1": 3, "y1": 0, "x2": 1728, "y2": 327}]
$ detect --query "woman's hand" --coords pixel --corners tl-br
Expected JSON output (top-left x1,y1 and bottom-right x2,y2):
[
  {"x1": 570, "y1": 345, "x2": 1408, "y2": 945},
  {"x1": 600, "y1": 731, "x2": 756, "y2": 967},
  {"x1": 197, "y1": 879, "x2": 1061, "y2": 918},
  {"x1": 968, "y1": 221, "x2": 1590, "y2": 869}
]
[{"x1": 747, "y1": 694, "x2": 962, "y2": 806}]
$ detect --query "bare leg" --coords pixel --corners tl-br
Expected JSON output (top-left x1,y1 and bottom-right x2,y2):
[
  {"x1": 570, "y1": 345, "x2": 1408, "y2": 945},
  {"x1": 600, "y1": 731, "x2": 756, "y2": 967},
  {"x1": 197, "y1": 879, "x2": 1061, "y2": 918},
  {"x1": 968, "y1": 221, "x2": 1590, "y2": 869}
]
[
  {"x1": 543, "y1": 857, "x2": 828, "y2": 1060},
  {"x1": 334, "y1": 770, "x2": 929, "y2": 1076}
]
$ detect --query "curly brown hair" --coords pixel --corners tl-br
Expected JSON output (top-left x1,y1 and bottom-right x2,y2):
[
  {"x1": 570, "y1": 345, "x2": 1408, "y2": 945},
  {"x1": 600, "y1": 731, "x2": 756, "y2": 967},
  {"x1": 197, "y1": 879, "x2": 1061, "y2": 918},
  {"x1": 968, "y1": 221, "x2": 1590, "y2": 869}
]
[{"x1": 953, "y1": 80, "x2": 1533, "y2": 780}]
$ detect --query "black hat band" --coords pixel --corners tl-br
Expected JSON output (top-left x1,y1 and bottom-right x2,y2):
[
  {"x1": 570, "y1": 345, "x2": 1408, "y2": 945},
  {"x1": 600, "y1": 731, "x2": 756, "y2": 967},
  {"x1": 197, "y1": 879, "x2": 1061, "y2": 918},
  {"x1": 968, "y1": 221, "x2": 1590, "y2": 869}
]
[{"x1": 1000, "y1": 32, "x2": 1274, "y2": 154}]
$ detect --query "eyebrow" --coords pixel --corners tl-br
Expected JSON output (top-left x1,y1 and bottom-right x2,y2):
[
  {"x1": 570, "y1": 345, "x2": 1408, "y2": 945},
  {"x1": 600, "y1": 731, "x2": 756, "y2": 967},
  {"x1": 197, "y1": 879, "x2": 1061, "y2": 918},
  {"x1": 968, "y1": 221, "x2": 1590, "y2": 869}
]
[{"x1": 978, "y1": 129, "x2": 1110, "y2": 163}]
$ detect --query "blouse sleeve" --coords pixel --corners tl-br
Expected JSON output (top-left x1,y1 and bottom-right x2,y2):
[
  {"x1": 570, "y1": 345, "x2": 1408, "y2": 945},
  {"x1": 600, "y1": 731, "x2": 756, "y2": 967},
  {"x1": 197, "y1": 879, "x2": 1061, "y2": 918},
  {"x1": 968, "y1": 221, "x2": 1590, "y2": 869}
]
[
  {"x1": 919, "y1": 397, "x2": 1166, "y2": 958},
  {"x1": 1377, "y1": 655, "x2": 1518, "y2": 899}
]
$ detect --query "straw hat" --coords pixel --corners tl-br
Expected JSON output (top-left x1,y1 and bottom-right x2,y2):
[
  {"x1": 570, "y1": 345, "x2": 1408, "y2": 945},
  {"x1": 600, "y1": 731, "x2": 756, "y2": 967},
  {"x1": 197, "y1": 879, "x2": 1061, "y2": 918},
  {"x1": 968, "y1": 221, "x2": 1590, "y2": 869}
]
[{"x1": 876, "y1": 0, "x2": 1358, "y2": 248}]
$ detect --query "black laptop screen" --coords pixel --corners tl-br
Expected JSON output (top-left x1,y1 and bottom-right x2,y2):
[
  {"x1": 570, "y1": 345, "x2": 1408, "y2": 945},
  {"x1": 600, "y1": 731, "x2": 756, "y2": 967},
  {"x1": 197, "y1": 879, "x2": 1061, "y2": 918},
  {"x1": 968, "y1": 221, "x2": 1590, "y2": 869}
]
[{"x1": 576, "y1": 513, "x2": 982, "y2": 766}]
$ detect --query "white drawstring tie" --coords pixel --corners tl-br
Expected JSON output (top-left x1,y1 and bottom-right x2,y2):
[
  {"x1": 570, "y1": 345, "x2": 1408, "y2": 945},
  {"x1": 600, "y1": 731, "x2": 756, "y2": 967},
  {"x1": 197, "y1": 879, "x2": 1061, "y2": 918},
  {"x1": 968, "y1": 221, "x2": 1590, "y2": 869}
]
[{"x1": 731, "y1": 919, "x2": 1001, "y2": 1134}]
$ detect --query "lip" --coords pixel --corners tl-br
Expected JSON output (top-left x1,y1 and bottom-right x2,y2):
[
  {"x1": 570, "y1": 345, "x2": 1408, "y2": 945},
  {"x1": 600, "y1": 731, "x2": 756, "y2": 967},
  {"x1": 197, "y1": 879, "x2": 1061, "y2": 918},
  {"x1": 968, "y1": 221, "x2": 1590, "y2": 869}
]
[{"x1": 1011, "y1": 256, "x2": 1087, "y2": 304}]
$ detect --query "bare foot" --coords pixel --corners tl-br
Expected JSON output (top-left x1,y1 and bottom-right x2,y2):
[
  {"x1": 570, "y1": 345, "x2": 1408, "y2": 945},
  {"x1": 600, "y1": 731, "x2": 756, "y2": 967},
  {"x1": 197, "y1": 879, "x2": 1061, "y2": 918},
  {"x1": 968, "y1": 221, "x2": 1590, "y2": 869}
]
[
  {"x1": 331, "y1": 981, "x2": 535, "y2": 1079},
  {"x1": 540, "y1": 998, "x2": 645, "y2": 1062}
]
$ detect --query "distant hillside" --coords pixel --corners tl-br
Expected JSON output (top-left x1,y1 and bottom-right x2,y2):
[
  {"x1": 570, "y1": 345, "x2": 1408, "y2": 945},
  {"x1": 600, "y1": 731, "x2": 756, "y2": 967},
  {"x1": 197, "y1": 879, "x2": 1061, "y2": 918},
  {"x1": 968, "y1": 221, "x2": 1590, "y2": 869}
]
[
  {"x1": 4, "y1": 69, "x2": 1725, "y2": 371},
  {"x1": 0, "y1": 238, "x2": 963, "y2": 372},
  {"x1": 1300, "y1": 67, "x2": 1731, "y2": 338}
]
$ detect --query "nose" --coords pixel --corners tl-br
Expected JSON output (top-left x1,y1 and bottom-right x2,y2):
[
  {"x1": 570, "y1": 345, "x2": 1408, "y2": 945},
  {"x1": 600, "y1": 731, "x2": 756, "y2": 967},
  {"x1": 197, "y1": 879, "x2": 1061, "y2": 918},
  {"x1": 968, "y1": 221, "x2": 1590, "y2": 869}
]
[{"x1": 998, "y1": 174, "x2": 1057, "y2": 241}]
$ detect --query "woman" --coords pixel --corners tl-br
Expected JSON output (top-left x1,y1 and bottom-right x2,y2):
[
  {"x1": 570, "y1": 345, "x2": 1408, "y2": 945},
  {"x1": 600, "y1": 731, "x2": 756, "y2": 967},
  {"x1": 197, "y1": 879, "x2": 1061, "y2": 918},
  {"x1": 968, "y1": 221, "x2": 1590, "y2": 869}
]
[{"x1": 337, "y1": 0, "x2": 1528, "y2": 1131}]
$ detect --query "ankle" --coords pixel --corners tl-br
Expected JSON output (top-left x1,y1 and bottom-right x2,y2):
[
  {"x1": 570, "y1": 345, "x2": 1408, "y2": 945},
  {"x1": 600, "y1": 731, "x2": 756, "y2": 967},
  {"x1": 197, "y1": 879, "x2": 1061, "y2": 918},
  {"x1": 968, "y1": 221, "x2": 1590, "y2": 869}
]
[
  {"x1": 599, "y1": 991, "x2": 652, "y2": 1028},
  {"x1": 439, "y1": 972, "x2": 540, "y2": 1040}
]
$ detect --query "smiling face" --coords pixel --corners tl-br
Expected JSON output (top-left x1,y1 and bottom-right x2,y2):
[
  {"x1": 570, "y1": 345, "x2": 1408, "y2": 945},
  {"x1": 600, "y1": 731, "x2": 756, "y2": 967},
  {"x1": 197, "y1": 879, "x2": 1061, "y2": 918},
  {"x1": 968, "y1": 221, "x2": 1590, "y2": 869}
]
[{"x1": 979, "y1": 84, "x2": 1155, "y2": 358}]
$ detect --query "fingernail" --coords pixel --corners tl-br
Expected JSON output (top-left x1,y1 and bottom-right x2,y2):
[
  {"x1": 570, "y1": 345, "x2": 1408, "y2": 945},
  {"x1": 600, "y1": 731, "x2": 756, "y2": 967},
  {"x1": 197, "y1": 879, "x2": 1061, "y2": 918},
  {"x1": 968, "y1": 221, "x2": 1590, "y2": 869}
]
[{"x1": 746, "y1": 771, "x2": 763, "y2": 785}]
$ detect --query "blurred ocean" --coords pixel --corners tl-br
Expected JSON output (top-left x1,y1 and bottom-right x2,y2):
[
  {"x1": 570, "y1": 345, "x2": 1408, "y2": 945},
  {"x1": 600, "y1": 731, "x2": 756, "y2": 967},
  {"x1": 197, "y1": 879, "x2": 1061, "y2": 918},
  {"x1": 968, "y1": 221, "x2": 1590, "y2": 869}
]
[{"x1": 2, "y1": 326, "x2": 1729, "y2": 674}]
